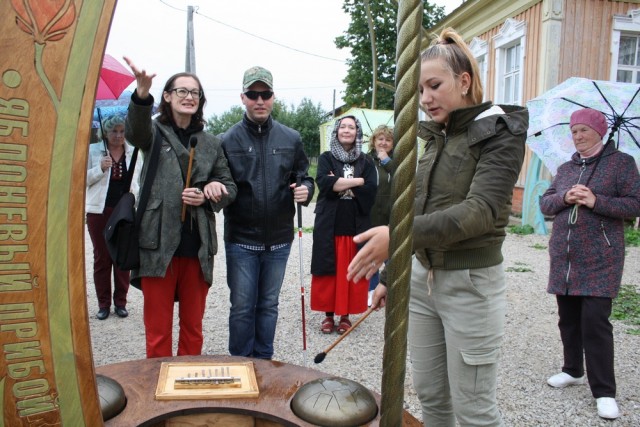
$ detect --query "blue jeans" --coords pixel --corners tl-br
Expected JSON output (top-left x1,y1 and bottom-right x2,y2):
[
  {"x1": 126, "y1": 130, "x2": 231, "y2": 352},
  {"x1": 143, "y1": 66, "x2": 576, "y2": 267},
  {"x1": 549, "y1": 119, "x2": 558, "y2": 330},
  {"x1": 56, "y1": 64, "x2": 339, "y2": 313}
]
[{"x1": 225, "y1": 242, "x2": 291, "y2": 359}]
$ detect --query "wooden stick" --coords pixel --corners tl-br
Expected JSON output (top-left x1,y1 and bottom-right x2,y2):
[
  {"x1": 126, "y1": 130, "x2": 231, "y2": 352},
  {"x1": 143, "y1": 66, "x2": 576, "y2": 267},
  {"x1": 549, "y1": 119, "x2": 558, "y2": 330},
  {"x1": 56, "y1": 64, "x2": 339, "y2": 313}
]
[
  {"x1": 314, "y1": 306, "x2": 375, "y2": 364},
  {"x1": 181, "y1": 137, "x2": 198, "y2": 222}
]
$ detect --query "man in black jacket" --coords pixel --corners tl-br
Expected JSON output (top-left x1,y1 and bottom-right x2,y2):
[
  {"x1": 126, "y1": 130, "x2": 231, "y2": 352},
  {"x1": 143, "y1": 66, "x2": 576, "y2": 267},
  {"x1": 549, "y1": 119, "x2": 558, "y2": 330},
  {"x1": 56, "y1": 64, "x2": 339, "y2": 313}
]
[{"x1": 221, "y1": 66, "x2": 314, "y2": 359}]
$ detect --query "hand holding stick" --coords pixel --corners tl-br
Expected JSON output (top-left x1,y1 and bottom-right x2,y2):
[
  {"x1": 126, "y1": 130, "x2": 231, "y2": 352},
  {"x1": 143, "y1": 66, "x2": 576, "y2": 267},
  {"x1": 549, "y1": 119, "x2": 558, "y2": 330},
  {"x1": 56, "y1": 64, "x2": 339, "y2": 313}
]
[
  {"x1": 314, "y1": 306, "x2": 375, "y2": 364},
  {"x1": 181, "y1": 136, "x2": 198, "y2": 222}
]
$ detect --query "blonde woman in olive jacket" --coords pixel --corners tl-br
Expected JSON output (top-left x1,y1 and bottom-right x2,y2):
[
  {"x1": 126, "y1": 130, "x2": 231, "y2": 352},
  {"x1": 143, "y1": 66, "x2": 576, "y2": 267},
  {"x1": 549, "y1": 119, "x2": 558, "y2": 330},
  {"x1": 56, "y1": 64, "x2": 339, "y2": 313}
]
[{"x1": 347, "y1": 28, "x2": 527, "y2": 426}]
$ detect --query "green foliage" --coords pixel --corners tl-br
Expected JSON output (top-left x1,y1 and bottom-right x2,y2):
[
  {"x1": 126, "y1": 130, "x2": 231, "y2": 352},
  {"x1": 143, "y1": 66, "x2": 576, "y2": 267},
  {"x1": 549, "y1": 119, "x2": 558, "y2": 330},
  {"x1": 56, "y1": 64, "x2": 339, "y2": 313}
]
[
  {"x1": 612, "y1": 285, "x2": 640, "y2": 335},
  {"x1": 531, "y1": 243, "x2": 547, "y2": 250},
  {"x1": 624, "y1": 226, "x2": 640, "y2": 247},
  {"x1": 205, "y1": 106, "x2": 244, "y2": 136},
  {"x1": 335, "y1": 0, "x2": 445, "y2": 109},
  {"x1": 273, "y1": 99, "x2": 326, "y2": 158},
  {"x1": 507, "y1": 224, "x2": 535, "y2": 235},
  {"x1": 205, "y1": 99, "x2": 326, "y2": 158},
  {"x1": 505, "y1": 262, "x2": 532, "y2": 273}
]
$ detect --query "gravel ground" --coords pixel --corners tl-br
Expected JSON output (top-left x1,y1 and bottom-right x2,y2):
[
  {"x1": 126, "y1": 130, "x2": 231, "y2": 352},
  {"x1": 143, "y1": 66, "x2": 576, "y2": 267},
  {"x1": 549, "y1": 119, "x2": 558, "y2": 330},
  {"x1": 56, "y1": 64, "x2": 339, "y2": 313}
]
[{"x1": 86, "y1": 205, "x2": 640, "y2": 426}]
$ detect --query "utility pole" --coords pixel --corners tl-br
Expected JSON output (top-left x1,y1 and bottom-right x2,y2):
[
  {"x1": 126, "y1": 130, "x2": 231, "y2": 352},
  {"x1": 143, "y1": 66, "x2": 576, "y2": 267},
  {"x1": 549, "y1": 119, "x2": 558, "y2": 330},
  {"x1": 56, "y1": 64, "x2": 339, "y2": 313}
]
[
  {"x1": 185, "y1": 6, "x2": 196, "y2": 73},
  {"x1": 363, "y1": 0, "x2": 377, "y2": 109}
]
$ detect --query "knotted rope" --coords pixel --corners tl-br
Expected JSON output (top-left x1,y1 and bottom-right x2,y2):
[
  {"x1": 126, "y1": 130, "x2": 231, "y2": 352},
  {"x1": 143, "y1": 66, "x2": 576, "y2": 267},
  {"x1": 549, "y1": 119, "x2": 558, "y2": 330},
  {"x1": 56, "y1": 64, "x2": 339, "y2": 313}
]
[{"x1": 380, "y1": 0, "x2": 422, "y2": 425}]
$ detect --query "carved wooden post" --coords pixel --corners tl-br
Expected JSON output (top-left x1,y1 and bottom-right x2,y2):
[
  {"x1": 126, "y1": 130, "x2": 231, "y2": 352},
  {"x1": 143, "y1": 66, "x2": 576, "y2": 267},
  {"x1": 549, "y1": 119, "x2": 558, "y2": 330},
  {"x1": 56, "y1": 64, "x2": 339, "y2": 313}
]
[{"x1": 0, "y1": 1, "x2": 117, "y2": 425}]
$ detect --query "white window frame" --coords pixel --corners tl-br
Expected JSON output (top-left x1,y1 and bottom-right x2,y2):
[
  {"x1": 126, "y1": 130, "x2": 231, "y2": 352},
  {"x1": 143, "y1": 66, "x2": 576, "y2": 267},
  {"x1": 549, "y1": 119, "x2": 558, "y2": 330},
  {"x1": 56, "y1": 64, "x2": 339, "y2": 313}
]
[
  {"x1": 470, "y1": 37, "x2": 488, "y2": 101},
  {"x1": 610, "y1": 9, "x2": 640, "y2": 83},
  {"x1": 492, "y1": 18, "x2": 526, "y2": 105}
]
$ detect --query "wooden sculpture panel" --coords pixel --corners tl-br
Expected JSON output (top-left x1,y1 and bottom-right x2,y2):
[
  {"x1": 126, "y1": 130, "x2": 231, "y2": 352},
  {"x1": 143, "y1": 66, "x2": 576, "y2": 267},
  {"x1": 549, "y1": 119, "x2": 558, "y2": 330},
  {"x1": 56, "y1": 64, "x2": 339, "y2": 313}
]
[{"x1": 0, "y1": 1, "x2": 117, "y2": 425}]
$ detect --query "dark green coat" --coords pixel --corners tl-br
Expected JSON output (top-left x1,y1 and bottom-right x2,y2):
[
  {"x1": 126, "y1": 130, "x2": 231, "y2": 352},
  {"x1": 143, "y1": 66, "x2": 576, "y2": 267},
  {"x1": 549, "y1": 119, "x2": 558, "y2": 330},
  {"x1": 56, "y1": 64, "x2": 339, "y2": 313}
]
[
  {"x1": 413, "y1": 102, "x2": 527, "y2": 270},
  {"x1": 367, "y1": 151, "x2": 394, "y2": 227},
  {"x1": 125, "y1": 101, "x2": 237, "y2": 285}
]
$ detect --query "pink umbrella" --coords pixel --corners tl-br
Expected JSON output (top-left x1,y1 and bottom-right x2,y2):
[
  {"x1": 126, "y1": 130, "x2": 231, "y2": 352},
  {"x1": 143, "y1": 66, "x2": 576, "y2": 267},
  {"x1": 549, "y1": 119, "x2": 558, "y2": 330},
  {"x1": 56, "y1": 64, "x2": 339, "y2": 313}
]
[{"x1": 96, "y1": 54, "x2": 135, "y2": 100}]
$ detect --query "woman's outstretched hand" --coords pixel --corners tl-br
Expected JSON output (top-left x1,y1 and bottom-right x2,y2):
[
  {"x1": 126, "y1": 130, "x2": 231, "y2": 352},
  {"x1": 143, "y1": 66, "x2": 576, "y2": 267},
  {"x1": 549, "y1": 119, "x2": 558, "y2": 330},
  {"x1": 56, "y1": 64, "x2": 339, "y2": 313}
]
[
  {"x1": 347, "y1": 225, "x2": 390, "y2": 282},
  {"x1": 123, "y1": 56, "x2": 156, "y2": 100}
]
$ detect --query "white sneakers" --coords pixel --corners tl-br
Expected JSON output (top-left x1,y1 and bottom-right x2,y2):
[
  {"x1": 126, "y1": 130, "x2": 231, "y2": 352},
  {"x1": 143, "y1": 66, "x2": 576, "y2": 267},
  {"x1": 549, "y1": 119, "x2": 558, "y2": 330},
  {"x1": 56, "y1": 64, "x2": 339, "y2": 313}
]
[
  {"x1": 547, "y1": 372, "x2": 586, "y2": 388},
  {"x1": 596, "y1": 397, "x2": 620, "y2": 420},
  {"x1": 547, "y1": 373, "x2": 620, "y2": 419}
]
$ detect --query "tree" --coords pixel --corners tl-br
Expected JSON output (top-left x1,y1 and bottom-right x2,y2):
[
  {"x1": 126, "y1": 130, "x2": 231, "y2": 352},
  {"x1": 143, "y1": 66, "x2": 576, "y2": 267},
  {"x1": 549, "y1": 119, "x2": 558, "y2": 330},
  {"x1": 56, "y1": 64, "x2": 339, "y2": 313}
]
[
  {"x1": 205, "y1": 106, "x2": 244, "y2": 136},
  {"x1": 335, "y1": 0, "x2": 445, "y2": 110},
  {"x1": 205, "y1": 98, "x2": 326, "y2": 158},
  {"x1": 289, "y1": 99, "x2": 326, "y2": 158}
]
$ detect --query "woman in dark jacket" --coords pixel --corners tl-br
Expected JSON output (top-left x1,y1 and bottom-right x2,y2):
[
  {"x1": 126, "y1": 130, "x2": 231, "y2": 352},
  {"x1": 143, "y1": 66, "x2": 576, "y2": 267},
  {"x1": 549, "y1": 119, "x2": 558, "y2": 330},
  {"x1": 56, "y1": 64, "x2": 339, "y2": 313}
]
[
  {"x1": 540, "y1": 108, "x2": 640, "y2": 420},
  {"x1": 124, "y1": 57, "x2": 237, "y2": 358},
  {"x1": 366, "y1": 124, "x2": 394, "y2": 305},
  {"x1": 310, "y1": 115, "x2": 376, "y2": 334}
]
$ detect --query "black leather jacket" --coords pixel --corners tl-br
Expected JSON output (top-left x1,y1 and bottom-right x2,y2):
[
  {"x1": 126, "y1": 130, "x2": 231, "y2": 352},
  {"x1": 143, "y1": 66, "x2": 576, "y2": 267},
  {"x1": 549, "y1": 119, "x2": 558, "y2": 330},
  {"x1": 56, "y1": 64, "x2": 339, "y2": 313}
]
[{"x1": 221, "y1": 114, "x2": 314, "y2": 247}]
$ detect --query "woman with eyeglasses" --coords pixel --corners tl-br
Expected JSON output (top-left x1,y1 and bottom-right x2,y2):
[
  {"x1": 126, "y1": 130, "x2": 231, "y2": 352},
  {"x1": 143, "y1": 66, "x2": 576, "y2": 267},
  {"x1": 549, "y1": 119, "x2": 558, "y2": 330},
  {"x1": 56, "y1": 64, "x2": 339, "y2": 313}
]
[
  {"x1": 123, "y1": 57, "x2": 237, "y2": 358},
  {"x1": 86, "y1": 114, "x2": 141, "y2": 321}
]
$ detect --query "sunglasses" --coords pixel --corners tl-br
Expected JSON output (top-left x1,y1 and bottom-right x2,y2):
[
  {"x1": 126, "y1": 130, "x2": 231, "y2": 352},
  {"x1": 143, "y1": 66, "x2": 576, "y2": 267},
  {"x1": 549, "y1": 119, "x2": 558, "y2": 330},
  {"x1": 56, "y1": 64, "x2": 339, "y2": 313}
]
[{"x1": 244, "y1": 90, "x2": 274, "y2": 101}]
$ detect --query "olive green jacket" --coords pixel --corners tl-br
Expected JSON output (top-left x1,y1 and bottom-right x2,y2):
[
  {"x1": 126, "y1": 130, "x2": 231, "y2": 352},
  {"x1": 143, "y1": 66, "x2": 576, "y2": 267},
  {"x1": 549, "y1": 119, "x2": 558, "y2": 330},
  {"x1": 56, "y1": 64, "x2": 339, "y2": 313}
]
[
  {"x1": 413, "y1": 102, "x2": 527, "y2": 270},
  {"x1": 367, "y1": 151, "x2": 394, "y2": 227},
  {"x1": 125, "y1": 101, "x2": 237, "y2": 285}
]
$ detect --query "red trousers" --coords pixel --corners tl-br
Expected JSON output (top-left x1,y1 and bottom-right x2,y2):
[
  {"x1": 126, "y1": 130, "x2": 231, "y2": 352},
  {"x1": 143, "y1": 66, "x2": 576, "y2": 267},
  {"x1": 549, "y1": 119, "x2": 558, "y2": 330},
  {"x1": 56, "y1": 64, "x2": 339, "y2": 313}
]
[
  {"x1": 86, "y1": 209, "x2": 129, "y2": 309},
  {"x1": 141, "y1": 257, "x2": 209, "y2": 358},
  {"x1": 311, "y1": 235, "x2": 368, "y2": 316}
]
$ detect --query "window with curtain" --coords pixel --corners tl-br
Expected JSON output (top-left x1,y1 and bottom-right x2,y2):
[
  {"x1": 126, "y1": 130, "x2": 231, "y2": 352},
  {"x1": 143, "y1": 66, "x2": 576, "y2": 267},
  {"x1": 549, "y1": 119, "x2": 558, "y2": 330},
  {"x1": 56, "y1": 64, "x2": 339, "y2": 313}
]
[
  {"x1": 617, "y1": 34, "x2": 640, "y2": 83},
  {"x1": 503, "y1": 44, "x2": 521, "y2": 105},
  {"x1": 492, "y1": 18, "x2": 526, "y2": 106},
  {"x1": 610, "y1": 10, "x2": 640, "y2": 82}
]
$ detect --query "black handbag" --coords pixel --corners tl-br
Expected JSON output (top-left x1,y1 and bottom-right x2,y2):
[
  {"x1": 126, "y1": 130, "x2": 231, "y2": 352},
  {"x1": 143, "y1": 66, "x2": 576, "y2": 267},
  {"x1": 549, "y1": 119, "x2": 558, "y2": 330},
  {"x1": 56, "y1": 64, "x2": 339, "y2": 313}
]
[{"x1": 104, "y1": 128, "x2": 161, "y2": 271}]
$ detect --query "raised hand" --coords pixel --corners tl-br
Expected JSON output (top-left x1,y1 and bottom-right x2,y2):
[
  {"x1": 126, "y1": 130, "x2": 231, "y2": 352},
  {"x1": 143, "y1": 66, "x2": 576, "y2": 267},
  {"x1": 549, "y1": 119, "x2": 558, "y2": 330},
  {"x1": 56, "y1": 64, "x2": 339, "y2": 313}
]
[{"x1": 123, "y1": 56, "x2": 157, "y2": 100}]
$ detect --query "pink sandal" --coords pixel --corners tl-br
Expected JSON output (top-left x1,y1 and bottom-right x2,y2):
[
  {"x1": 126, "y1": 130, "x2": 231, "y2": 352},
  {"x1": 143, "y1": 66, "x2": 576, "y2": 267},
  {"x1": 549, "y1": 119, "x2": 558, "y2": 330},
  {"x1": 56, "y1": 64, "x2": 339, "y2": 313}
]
[{"x1": 321, "y1": 317, "x2": 335, "y2": 334}]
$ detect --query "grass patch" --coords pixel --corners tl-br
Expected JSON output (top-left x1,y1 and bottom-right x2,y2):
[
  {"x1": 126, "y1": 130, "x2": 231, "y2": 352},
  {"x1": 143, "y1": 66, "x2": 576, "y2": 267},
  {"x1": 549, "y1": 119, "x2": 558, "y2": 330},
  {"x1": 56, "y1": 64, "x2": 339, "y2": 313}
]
[
  {"x1": 505, "y1": 262, "x2": 533, "y2": 273},
  {"x1": 612, "y1": 285, "x2": 640, "y2": 335},
  {"x1": 531, "y1": 243, "x2": 547, "y2": 250},
  {"x1": 508, "y1": 224, "x2": 534, "y2": 235},
  {"x1": 624, "y1": 226, "x2": 640, "y2": 247}
]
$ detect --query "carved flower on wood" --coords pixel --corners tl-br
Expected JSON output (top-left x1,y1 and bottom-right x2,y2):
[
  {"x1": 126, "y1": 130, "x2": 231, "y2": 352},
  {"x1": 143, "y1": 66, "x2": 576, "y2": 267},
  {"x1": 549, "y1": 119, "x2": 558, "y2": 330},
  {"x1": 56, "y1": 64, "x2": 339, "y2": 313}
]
[{"x1": 12, "y1": 0, "x2": 76, "y2": 43}]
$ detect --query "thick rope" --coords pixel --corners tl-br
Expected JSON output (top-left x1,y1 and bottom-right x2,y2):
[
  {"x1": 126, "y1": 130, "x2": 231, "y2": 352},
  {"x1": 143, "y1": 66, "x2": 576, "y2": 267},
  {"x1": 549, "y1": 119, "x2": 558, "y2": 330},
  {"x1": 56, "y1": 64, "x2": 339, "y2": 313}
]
[{"x1": 380, "y1": 0, "x2": 422, "y2": 425}]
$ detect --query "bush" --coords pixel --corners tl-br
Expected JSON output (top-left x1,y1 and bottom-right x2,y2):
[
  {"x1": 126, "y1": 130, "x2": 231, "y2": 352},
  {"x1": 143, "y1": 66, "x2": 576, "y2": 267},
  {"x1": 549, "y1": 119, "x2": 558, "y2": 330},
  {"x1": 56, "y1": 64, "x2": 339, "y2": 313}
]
[{"x1": 625, "y1": 226, "x2": 640, "y2": 247}]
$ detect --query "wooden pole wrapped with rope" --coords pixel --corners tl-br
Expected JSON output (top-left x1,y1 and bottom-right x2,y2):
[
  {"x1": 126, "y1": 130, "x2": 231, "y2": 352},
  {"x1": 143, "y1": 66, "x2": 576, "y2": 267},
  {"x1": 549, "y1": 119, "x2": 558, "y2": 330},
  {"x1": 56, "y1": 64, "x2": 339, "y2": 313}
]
[{"x1": 380, "y1": 0, "x2": 422, "y2": 425}]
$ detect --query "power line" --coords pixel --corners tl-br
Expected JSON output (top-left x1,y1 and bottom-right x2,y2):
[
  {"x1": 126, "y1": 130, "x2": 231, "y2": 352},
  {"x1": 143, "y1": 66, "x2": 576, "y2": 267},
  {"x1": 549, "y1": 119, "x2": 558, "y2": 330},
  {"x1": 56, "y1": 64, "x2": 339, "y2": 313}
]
[
  {"x1": 206, "y1": 85, "x2": 344, "y2": 92},
  {"x1": 158, "y1": 0, "x2": 346, "y2": 63}
]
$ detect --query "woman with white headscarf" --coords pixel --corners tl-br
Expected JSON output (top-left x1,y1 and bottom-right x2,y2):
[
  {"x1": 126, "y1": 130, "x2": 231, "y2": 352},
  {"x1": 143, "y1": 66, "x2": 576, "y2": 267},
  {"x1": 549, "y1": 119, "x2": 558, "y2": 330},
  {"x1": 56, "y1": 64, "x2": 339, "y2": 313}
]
[{"x1": 310, "y1": 115, "x2": 377, "y2": 335}]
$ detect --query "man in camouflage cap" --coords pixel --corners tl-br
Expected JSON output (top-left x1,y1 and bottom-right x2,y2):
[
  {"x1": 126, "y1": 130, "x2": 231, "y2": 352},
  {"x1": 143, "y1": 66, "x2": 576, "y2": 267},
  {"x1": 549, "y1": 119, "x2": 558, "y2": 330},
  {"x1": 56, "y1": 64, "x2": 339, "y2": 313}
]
[
  {"x1": 221, "y1": 66, "x2": 315, "y2": 359},
  {"x1": 242, "y1": 66, "x2": 273, "y2": 91}
]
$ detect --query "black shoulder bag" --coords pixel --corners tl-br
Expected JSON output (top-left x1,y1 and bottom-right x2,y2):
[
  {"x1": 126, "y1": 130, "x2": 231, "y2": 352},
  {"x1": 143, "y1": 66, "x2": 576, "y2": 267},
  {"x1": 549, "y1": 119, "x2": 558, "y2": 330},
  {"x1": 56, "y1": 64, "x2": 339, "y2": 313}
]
[{"x1": 104, "y1": 128, "x2": 162, "y2": 271}]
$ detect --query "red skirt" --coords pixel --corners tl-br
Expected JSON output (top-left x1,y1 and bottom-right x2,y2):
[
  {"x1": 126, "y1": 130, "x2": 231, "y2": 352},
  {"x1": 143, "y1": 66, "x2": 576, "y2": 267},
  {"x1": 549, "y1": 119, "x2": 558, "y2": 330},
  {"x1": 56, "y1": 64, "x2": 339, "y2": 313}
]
[{"x1": 310, "y1": 235, "x2": 368, "y2": 315}]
